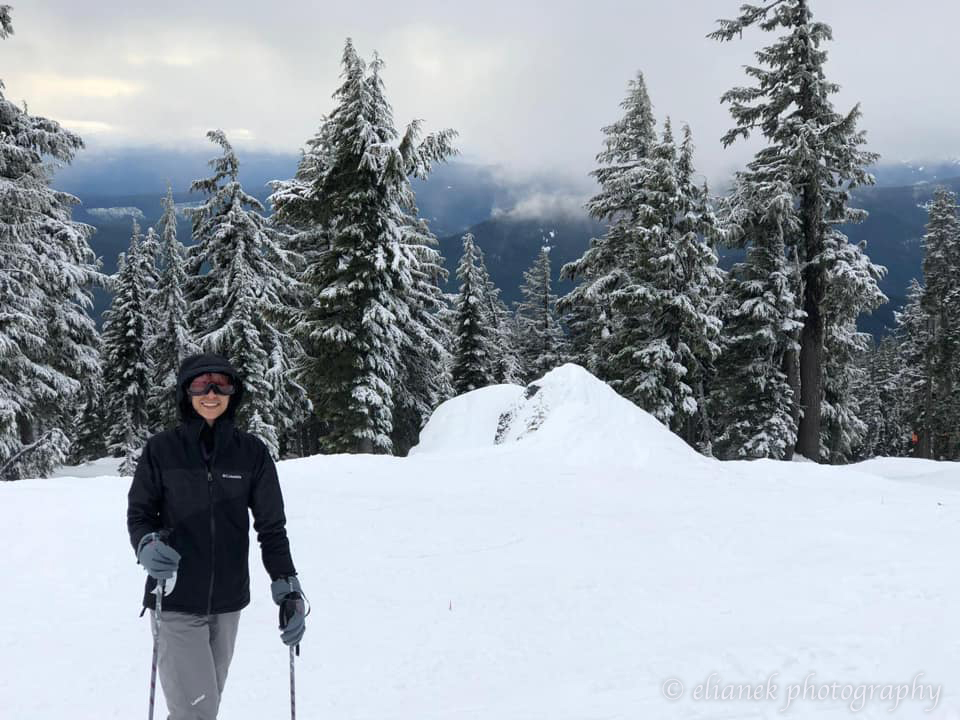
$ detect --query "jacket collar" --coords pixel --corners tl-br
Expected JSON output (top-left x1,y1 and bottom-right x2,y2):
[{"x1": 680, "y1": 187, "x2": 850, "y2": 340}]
[{"x1": 183, "y1": 414, "x2": 235, "y2": 444}]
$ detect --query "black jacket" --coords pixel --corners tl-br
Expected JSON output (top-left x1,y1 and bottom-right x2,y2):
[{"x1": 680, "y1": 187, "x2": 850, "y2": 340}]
[{"x1": 127, "y1": 353, "x2": 296, "y2": 614}]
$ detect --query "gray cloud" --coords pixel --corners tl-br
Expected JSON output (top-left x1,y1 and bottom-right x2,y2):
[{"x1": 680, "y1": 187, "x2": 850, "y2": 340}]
[
  {"x1": 86, "y1": 206, "x2": 144, "y2": 221},
  {"x1": 5, "y1": 1, "x2": 959, "y2": 188},
  {"x1": 493, "y1": 191, "x2": 589, "y2": 221}
]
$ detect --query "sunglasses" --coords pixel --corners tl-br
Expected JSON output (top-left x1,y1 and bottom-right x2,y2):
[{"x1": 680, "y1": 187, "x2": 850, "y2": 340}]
[{"x1": 186, "y1": 372, "x2": 236, "y2": 396}]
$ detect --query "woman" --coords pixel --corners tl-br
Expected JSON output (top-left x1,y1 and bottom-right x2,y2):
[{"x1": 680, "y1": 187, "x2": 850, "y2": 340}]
[{"x1": 127, "y1": 352, "x2": 307, "y2": 720}]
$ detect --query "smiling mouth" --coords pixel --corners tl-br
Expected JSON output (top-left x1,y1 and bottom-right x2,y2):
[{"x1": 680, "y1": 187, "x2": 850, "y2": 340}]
[{"x1": 200, "y1": 402, "x2": 220, "y2": 408}]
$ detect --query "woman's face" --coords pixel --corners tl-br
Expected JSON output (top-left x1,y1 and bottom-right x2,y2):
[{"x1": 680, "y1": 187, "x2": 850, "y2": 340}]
[{"x1": 188, "y1": 372, "x2": 231, "y2": 424}]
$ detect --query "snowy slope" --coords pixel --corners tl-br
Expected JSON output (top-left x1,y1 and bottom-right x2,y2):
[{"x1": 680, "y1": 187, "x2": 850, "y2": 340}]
[{"x1": 1, "y1": 364, "x2": 958, "y2": 719}]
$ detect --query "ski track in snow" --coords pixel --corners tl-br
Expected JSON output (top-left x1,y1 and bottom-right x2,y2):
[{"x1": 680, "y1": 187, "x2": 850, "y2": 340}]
[{"x1": 1, "y1": 365, "x2": 959, "y2": 719}]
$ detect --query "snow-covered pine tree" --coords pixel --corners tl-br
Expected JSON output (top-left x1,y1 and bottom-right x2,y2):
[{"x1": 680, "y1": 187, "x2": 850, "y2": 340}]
[
  {"x1": 819, "y1": 233, "x2": 887, "y2": 463},
  {"x1": 890, "y1": 188, "x2": 960, "y2": 460},
  {"x1": 452, "y1": 233, "x2": 496, "y2": 393},
  {"x1": 604, "y1": 119, "x2": 724, "y2": 452},
  {"x1": 273, "y1": 39, "x2": 456, "y2": 454},
  {"x1": 0, "y1": 8, "x2": 104, "y2": 479},
  {"x1": 138, "y1": 224, "x2": 161, "y2": 342},
  {"x1": 476, "y1": 246, "x2": 523, "y2": 385},
  {"x1": 918, "y1": 187, "x2": 960, "y2": 458},
  {"x1": 558, "y1": 70, "x2": 658, "y2": 381},
  {"x1": 559, "y1": 297, "x2": 600, "y2": 374},
  {"x1": 139, "y1": 225, "x2": 161, "y2": 290},
  {"x1": 892, "y1": 279, "x2": 929, "y2": 458},
  {"x1": 269, "y1": 115, "x2": 335, "y2": 263},
  {"x1": 670, "y1": 125, "x2": 726, "y2": 452},
  {"x1": 365, "y1": 54, "x2": 456, "y2": 454},
  {"x1": 866, "y1": 334, "x2": 910, "y2": 458},
  {"x1": 434, "y1": 290, "x2": 460, "y2": 402},
  {"x1": 271, "y1": 41, "x2": 404, "y2": 455},
  {"x1": 711, "y1": 176, "x2": 805, "y2": 460},
  {"x1": 36, "y1": 220, "x2": 104, "y2": 471},
  {"x1": 69, "y1": 362, "x2": 107, "y2": 464},
  {"x1": 849, "y1": 338, "x2": 883, "y2": 460},
  {"x1": 135, "y1": 224, "x2": 160, "y2": 431},
  {"x1": 391, "y1": 210, "x2": 452, "y2": 455},
  {"x1": 710, "y1": 0, "x2": 881, "y2": 461},
  {"x1": 101, "y1": 221, "x2": 151, "y2": 475},
  {"x1": 515, "y1": 244, "x2": 568, "y2": 384},
  {"x1": 367, "y1": 69, "x2": 458, "y2": 452},
  {"x1": 184, "y1": 130, "x2": 310, "y2": 459},
  {"x1": 145, "y1": 187, "x2": 199, "y2": 431},
  {"x1": 268, "y1": 112, "x2": 336, "y2": 457}
]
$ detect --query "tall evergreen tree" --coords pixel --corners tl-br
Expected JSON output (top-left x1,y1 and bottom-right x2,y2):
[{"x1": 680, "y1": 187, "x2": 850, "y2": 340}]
[
  {"x1": 918, "y1": 187, "x2": 960, "y2": 458},
  {"x1": 890, "y1": 189, "x2": 960, "y2": 459},
  {"x1": 476, "y1": 246, "x2": 523, "y2": 385},
  {"x1": 0, "y1": 8, "x2": 104, "y2": 479},
  {"x1": 603, "y1": 120, "x2": 724, "y2": 451},
  {"x1": 712, "y1": 178, "x2": 805, "y2": 459},
  {"x1": 819, "y1": 234, "x2": 887, "y2": 462},
  {"x1": 434, "y1": 291, "x2": 460, "y2": 402},
  {"x1": 670, "y1": 125, "x2": 726, "y2": 451},
  {"x1": 391, "y1": 209, "x2": 452, "y2": 455},
  {"x1": 893, "y1": 278, "x2": 931, "y2": 457},
  {"x1": 269, "y1": 110, "x2": 336, "y2": 457},
  {"x1": 69, "y1": 363, "x2": 107, "y2": 464},
  {"x1": 272, "y1": 39, "x2": 455, "y2": 454},
  {"x1": 373, "y1": 64, "x2": 458, "y2": 451},
  {"x1": 559, "y1": 70, "x2": 658, "y2": 381},
  {"x1": 101, "y1": 221, "x2": 151, "y2": 475},
  {"x1": 451, "y1": 233, "x2": 496, "y2": 393},
  {"x1": 185, "y1": 131, "x2": 309, "y2": 459},
  {"x1": 515, "y1": 245, "x2": 568, "y2": 384},
  {"x1": 865, "y1": 334, "x2": 911, "y2": 458},
  {"x1": 710, "y1": 0, "x2": 881, "y2": 460},
  {"x1": 145, "y1": 187, "x2": 199, "y2": 431}
]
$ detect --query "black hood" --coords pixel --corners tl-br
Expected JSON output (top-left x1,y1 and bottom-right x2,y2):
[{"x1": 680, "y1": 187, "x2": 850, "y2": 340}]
[{"x1": 176, "y1": 352, "x2": 245, "y2": 423}]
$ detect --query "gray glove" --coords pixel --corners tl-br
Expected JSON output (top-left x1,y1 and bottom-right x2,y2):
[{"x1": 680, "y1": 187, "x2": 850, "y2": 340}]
[
  {"x1": 271, "y1": 576, "x2": 307, "y2": 646},
  {"x1": 136, "y1": 532, "x2": 181, "y2": 581}
]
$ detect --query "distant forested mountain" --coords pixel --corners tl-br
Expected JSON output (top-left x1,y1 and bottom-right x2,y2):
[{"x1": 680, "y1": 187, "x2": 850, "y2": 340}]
[{"x1": 55, "y1": 150, "x2": 955, "y2": 337}]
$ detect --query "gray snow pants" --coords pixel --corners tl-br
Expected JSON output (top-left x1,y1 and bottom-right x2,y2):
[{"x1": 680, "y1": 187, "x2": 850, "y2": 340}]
[{"x1": 150, "y1": 609, "x2": 242, "y2": 720}]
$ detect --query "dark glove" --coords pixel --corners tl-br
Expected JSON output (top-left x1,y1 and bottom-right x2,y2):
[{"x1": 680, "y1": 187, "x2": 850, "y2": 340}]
[
  {"x1": 136, "y1": 532, "x2": 181, "y2": 581},
  {"x1": 271, "y1": 576, "x2": 307, "y2": 646}
]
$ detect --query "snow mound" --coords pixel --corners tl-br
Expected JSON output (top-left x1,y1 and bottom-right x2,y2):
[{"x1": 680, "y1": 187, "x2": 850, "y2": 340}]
[
  {"x1": 494, "y1": 363, "x2": 702, "y2": 467},
  {"x1": 414, "y1": 363, "x2": 705, "y2": 469},
  {"x1": 409, "y1": 383, "x2": 525, "y2": 455}
]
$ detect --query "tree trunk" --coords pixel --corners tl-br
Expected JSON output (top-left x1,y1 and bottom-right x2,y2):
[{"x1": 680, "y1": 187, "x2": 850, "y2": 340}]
[
  {"x1": 358, "y1": 435, "x2": 373, "y2": 454},
  {"x1": 696, "y1": 378, "x2": 712, "y2": 454},
  {"x1": 796, "y1": 306, "x2": 823, "y2": 461},
  {"x1": 795, "y1": 182, "x2": 825, "y2": 462},
  {"x1": 782, "y1": 347, "x2": 800, "y2": 461},
  {"x1": 921, "y1": 360, "x2": 934, "y2": 460}
]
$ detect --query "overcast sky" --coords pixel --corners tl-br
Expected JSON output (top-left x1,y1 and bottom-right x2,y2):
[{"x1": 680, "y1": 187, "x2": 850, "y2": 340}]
[{"x1": 4, "y1": 1, "x2": 959, "y2": 191}]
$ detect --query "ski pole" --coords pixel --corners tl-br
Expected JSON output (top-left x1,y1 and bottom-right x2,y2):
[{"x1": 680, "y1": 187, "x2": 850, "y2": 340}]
[
  {"x1": 289, "y1": 644, "x2": 297, "y2": 720},
  {"x1": 148, "y1": 579, "x2": 165, "y2": 720}
]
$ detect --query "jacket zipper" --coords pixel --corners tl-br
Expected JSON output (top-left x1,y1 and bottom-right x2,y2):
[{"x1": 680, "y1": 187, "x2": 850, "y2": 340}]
[{"x1": 206, "y1": 466, "x2": 216, "y2": 615}]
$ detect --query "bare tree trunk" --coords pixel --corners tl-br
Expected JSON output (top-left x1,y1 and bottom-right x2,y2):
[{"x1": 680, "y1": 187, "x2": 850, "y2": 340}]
[
  {"x1": 781, "y1": 245, "x2": 803, "y2": 462},
  {"x1": 696, "y1": 378, "x2": 713, "y2": 454},
  {"x1": 921, "y1": 359, "x2": 934, "y2": 460},
  {"x1": 796, "y1": 307, "x2": 824, "y2": 461},
  {"x1": 796, "y1": 182, "x2": 825, "y2": 462},
  {"x1": 782, "y1": 347, "x2": 800, "y2": 461}
]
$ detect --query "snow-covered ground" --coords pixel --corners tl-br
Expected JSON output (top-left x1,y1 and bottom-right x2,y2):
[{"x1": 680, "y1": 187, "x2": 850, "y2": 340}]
[{"x1": 1, "y1": 364, "x2": 958, "y2": 719}]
